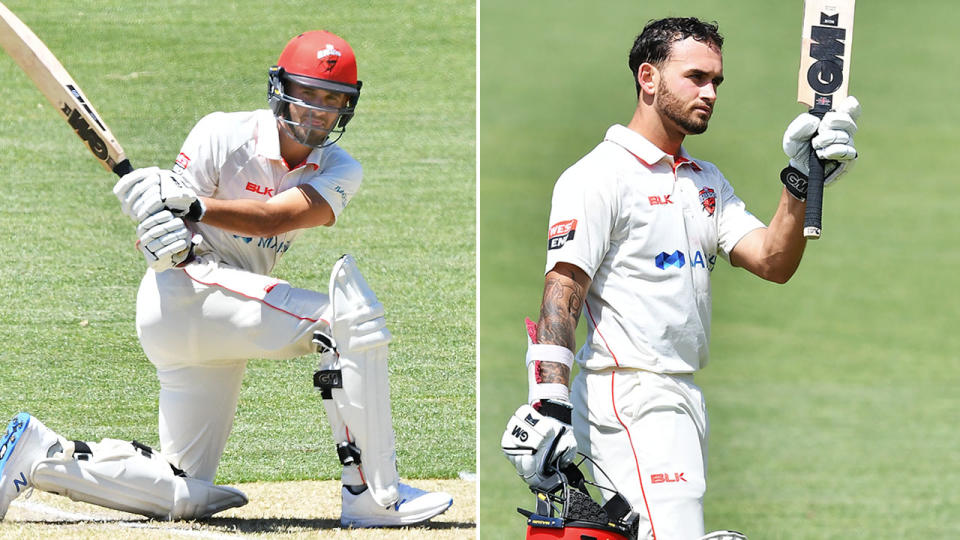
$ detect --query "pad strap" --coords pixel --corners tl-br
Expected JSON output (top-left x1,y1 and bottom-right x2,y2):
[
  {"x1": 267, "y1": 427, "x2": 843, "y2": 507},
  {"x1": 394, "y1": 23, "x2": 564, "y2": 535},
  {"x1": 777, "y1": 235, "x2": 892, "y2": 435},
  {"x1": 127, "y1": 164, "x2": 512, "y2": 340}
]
[{"x1": 336, "y1": 441, "x2": 362, "y2": 466}]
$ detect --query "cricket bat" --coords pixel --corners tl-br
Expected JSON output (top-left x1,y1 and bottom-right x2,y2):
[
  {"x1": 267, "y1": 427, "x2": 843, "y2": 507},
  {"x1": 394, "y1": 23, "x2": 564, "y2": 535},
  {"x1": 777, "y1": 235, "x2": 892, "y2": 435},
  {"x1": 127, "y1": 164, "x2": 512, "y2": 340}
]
[
  {"x1": 0, "y1": 1, "x2": 133, "y2": 178},
  {"x1": 797, "y1": 0, "x2": 855, "y2": 239}
]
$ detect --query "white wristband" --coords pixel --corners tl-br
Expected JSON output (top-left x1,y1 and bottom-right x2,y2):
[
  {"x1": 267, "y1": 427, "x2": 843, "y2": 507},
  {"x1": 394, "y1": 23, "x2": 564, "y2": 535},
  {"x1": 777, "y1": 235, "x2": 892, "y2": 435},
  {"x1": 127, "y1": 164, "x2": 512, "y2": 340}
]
[
  {"x1": 525, "y1": 343, "x2": 574, "y2": 406},
  {"x1": 528, "y1": 383, "x2": 570, "y2": 406},
  {"x1": 525, "y1": 343, "x2": 574, "y2": 369}
]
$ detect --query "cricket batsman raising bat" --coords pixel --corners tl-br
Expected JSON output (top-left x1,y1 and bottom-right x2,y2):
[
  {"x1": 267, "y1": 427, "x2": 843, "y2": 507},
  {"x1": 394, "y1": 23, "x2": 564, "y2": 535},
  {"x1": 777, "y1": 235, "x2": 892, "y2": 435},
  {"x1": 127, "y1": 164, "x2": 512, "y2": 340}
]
[
  {"x1": 501, "y1": 13, "x2": 862, "y2": 539},
  {"x1": 0, "y1": 5, "x2": 452, "y2": 526}
]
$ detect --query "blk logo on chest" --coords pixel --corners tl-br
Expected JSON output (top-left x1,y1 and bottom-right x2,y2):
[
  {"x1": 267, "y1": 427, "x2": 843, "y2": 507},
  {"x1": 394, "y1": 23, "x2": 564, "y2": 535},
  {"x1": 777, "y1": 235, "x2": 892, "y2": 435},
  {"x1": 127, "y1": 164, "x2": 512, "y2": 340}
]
[
  {"x1": 245, "y1": 182, "x2": 275, "y2": 197},
  {"x1": 649, "y1": 194, "x2": 673, "y2": 206}
]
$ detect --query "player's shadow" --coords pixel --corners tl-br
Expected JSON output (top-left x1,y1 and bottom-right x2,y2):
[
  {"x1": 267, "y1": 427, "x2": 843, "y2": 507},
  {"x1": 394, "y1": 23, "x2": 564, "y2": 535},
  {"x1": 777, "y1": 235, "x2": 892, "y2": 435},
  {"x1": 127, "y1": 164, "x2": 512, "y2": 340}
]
[{"x1": 204, "y1": 516, "x2": 476, "y2": 532}]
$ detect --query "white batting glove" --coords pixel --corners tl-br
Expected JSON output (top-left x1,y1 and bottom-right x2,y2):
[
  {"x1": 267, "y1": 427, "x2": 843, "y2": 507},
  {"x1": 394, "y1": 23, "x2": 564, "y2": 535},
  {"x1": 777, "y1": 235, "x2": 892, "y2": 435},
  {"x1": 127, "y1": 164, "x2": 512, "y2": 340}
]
[
  {"x1": 781, "y1": 96, "x2": 862, "y2": 199},
  {"x1": 136, "y1": 210, "x2": 194, "y2": 272},
  {"x1": 113, "y1": 166, "x2": 161, "y2": 220},
  {"x1": 501, "y1": 402, "x2": 577, "y2": 490},
  {"x1": 114, "y1": 169, "x2": 205, "y2": 222}
]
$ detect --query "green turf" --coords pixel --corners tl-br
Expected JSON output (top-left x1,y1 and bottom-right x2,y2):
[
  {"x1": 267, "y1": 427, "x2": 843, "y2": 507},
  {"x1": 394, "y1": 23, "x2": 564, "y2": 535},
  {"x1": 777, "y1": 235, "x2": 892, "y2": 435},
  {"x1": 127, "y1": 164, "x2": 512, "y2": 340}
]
[
  {"x1": 0, "y1": 0, "x2": 475, "y2": 484},
  {"x1": 479, "y1": 1, "x2": 960, "y2": 538}
]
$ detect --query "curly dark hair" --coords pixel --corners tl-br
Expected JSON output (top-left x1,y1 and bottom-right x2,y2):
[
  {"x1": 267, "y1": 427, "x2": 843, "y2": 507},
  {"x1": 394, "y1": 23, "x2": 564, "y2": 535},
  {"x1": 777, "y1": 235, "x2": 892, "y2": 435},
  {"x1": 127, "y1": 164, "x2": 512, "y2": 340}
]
[{"x1": 628, "y1": 17, "x2": 723, "y2": 96}]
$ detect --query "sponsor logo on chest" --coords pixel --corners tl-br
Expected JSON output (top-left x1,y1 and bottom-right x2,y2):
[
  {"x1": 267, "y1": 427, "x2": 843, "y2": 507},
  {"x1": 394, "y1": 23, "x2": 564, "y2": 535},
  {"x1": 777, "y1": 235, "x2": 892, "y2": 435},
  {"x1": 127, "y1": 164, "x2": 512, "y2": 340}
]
[
  {"x1": 655, "y1": 250, "x2": 716, "y2": 271},
  {"x1": 245, "y1": 181, "x2": 275, "y2": 198},
  {"x1": 649, "y1": 194, "x2": 673, "y2": 206}
]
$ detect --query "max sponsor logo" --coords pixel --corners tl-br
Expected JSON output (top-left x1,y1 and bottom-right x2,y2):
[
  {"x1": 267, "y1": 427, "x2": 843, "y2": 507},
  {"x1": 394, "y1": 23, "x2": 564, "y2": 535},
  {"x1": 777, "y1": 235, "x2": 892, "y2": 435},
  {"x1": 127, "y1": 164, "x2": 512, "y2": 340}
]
[
  {"x1": 231, "y1": 234, "x2": 290, "y2": 254},
  {"x1": 258, "y1": 236, "x2": 290, "y2": 254},
  {"x1": 655, "y1": 250, "x2": 716, "y2": 271},
  {"x1": 245, "y1": 182, "x2": 275, "y2": 197},
  {"x1": 548, "y1": 219, "x2": 577, "y2": 250},
  {"x1": 651, "y1": 472, "x2": 686, "y2": 484}
]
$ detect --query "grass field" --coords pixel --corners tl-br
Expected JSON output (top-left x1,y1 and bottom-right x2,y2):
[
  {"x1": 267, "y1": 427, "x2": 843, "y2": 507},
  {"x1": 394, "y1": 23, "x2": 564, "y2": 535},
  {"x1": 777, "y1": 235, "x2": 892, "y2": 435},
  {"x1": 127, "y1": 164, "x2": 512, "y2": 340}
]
[
  {"x1": 479, "y1": 1, "x2": 960, "y2": 538},
  {"x1": 0, "y1": 0, "x2": 475, "y2": 535}
]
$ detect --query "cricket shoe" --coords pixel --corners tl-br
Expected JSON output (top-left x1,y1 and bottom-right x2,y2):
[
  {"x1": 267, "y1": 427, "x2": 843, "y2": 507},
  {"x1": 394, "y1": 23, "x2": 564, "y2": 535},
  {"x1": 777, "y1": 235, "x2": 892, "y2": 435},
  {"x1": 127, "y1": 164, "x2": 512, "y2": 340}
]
[
  {"x1": 340, "y1": 482, "x2": 453, "y2": 528},
  {"x1": 0, "y1": 413, "x2": 65, "y2": 520}
]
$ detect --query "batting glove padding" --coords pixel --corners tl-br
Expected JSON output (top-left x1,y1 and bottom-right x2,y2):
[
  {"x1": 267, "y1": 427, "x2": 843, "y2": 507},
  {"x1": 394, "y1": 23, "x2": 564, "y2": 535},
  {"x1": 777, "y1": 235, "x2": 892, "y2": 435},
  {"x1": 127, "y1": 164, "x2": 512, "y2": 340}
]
[
  {"x1": 781, "y1": 96, "x2": 862, "y2": 199},
  {"x1": 114, "y1": 168, "x2": 205, "y2": 222},
  {"x1": 501, "y1": 403, "x2": 577, "y2": 491},
  {"x1": 136, "y1": 210, "x2": 194, "y2": 272},
  {"x1": 114, "y1": 166, "x2": 161, "y2": 220}
]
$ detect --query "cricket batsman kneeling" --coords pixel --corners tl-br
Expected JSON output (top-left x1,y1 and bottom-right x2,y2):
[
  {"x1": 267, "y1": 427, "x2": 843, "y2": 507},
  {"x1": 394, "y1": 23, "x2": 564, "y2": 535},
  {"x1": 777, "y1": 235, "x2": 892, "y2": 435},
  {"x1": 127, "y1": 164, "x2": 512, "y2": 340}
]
[
  {"x1": 0, "y1": 30, "x2": 452, "y2": 527},
  {"x1": 500, "y1": 18, "x2": 860, "y2": 540}
]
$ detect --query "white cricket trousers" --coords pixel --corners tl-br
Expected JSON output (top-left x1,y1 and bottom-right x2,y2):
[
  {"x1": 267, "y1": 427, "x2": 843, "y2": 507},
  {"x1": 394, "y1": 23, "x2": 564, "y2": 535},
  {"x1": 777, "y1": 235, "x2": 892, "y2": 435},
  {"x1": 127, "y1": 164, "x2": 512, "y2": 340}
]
[
  {"x1": 135, "y1": 256, "x2": 330, "y2": 482},
  {"x1": 572, "y1": 368, "x2": 709, "y2": 540}
]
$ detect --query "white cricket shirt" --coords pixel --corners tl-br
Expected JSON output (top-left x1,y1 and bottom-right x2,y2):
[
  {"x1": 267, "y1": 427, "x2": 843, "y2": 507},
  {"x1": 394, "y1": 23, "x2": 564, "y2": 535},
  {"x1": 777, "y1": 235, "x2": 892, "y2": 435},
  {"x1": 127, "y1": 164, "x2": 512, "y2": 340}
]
[
  {"x1": 545, "y1": 125, "x2": 764, "y2": 373},
  {"x1": 172, "y1": 109, "x2": 362, "y2": 275}
]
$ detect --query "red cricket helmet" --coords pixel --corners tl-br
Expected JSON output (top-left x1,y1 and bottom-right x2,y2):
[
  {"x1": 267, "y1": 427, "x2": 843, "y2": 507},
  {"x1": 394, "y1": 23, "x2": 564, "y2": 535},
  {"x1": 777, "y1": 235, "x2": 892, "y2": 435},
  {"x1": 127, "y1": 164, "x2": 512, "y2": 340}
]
[{"x1": 268, "y1": 30, "x2": 363, "y2": 148}]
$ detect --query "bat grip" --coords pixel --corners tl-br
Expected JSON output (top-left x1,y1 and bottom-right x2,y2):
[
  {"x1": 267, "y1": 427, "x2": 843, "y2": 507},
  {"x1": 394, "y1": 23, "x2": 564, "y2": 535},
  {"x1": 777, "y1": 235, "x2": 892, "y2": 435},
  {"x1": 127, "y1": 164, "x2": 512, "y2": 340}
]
[
  {"x1": 112, "y1": 158, "x2": 133, "y2": 178},
  {"x1": 803, "y1": 108, "x2": 827, "y2": 239}
]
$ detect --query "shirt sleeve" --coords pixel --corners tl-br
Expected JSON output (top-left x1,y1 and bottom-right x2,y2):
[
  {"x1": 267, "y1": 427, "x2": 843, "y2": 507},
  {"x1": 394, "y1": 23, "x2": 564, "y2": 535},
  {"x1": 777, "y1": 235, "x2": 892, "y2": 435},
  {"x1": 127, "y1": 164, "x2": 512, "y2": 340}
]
[
  {"x1": 171, "y1": 112, "x2": 228, "y2": 197},
  {"x1": 305, "y1": 151, "x2": 363, "y2": 222},
  {"x1": 716, "y1": 172, "x2": 766, "y2": 260},
  {"x1": 543, "y1": 162, "x2": 618, "y2": 278}
]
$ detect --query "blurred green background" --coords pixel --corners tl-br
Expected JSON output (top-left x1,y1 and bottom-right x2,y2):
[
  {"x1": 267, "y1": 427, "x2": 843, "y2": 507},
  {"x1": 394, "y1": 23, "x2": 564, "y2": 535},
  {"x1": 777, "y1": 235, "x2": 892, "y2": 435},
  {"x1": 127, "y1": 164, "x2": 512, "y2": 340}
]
[
  {"x1": 0, "y1": 0, "x2": 475, "y2": 485},
  {"x1": 479, "y1": 1, "x2": 960, "y2": 538}
]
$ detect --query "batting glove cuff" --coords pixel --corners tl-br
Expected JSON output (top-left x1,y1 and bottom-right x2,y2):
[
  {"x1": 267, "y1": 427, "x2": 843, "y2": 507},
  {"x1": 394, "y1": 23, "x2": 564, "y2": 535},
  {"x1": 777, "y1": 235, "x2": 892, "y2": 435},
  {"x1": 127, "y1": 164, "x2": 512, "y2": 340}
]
[
  {"x1": 535, "y1": 399, "x2": 573, "y2": 425},
  {"x1": 781, "y1": 165, "x2": 808, "y2": 201},
  {"x1": 185, "y1": 198, "x2": 206, "y2": 222}
]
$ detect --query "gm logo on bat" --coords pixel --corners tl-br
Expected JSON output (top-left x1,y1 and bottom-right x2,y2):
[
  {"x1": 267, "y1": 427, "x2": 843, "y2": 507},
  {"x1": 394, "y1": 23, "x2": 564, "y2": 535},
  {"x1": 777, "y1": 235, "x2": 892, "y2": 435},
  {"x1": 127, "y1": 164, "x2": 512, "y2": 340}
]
[{"x1": 655, "y1": 250, "x2": 716, "y2": 271}]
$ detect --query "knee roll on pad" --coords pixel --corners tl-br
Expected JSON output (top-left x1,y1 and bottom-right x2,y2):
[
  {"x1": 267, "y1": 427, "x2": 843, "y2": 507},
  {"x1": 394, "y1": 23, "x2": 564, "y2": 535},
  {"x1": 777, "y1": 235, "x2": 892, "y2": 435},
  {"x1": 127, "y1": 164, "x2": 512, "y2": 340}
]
[
  {"x1": 31, "y1": 438, "x2": 247, "y2": 520},
  {"x1": 314, "y1": 254, "x2": 399, "y2": 506}
]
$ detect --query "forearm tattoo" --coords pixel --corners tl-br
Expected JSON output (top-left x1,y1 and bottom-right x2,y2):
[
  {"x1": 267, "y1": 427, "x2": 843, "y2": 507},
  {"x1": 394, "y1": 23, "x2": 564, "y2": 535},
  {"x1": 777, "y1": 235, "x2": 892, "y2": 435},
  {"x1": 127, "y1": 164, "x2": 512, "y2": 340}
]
[{"x1": 535, "y1": 268, "x2": 585, "y2": 385}]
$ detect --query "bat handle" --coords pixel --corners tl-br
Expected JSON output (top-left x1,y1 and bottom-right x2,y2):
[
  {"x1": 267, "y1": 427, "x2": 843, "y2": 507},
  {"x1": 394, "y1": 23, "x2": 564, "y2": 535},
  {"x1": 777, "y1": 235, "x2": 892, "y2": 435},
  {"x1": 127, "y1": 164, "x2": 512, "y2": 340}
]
[
  {"x1": 112, "y1": 158, "x2": 133, "y2": 178},
  {"x1": 803, "y1": 108, "x2": 828, "y2": 239}
]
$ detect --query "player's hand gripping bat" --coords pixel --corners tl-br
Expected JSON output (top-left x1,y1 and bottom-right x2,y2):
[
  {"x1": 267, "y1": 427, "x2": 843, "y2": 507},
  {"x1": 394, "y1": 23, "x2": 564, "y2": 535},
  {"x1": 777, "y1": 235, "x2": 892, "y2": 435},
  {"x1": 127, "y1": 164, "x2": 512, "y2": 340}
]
[{"x1": 797, "y1": 0, "x2": 855, "y2": 239}]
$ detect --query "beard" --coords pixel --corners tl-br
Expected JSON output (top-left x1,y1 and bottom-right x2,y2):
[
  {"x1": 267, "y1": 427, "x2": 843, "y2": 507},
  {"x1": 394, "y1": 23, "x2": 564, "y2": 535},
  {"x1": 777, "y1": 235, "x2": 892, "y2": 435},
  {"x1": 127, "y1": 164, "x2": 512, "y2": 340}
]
[{"x1": 655, "y1": 79, "x2": 711, "y2": 135}]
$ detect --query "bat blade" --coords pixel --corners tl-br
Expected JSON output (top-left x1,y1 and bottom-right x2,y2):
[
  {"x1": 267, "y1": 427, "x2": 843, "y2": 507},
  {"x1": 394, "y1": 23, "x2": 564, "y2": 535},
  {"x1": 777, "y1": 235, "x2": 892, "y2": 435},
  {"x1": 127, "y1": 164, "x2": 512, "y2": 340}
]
[
  {"x1": 797, "y1": 0, "x2": 855, "y2": 239},
  {"x1": 0, "y1": 2, "x2": 131, "y2": 176},
  {"x1": 798, "y1": 0, "x2": 855, "y2": 109}
]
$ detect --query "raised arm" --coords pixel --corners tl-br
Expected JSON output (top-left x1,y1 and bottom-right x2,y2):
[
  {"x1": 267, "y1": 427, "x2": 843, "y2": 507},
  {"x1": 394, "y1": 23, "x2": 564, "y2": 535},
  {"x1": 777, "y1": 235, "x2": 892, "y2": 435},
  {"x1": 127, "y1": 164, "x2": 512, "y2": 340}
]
[
  {"x1": 732, "y1": 96, "x2": 862, "y2": 283},
  {"x1": 728, "y1": 190, "x2": 806, "y2": 283}
]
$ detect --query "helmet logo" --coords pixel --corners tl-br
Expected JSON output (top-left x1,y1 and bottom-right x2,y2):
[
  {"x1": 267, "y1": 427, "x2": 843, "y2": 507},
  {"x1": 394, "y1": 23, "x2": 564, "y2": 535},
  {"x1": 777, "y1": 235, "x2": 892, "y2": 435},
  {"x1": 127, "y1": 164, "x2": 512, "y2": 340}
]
[{"x1": 317, "y1": 44, "x2": 342, "y2": 73}]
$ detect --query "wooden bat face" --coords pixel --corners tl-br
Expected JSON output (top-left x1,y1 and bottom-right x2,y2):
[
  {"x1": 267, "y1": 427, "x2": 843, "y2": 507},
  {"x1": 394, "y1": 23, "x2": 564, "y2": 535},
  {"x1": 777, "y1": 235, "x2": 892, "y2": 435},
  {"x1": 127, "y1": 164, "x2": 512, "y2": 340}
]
[
  {"x1": 0, "y1": 2, "x2": 128, "y2": 174},
  {"x1": 798, "y1": 0, "x2": 855, "y2": 111}
]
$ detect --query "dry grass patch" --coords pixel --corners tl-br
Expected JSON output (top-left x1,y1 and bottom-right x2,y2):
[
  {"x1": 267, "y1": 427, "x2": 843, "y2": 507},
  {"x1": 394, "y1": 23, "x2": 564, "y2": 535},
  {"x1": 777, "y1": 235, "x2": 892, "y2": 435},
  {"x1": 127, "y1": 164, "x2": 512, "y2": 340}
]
[{"x1": 0, "y1": 478, "x2": 475, "y2": 539}]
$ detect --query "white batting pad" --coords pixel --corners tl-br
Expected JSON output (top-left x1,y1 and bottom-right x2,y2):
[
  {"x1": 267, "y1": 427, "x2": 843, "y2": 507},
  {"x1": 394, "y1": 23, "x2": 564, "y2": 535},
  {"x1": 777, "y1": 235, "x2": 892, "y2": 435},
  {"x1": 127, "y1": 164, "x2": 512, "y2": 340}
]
[
  {"x1": 31, "y1": 438, "x2": 247, "y2": 520},
  {"x1": 322, "y1": 254, "x2": 399, "y2": 506}
]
